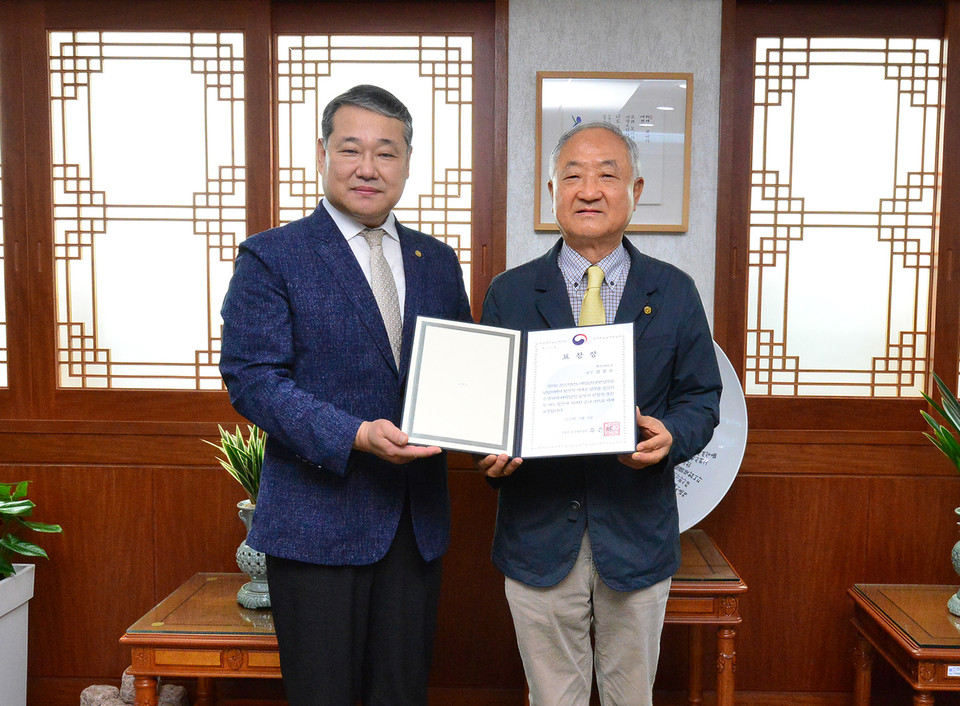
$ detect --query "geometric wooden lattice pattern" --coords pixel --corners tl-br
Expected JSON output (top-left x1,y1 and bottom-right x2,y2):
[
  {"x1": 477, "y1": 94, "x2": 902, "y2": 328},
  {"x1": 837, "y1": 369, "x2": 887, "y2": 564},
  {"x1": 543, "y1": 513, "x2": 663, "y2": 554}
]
[
  {"x1": 49, "y1": 31, "x2": 245, "y2": 389},
  {"x1": 748, "y1": 37, "x2": 943, "y2": 396},
  {"x1": 276, "y1": 35, "x2": 473, "y2": 294}
]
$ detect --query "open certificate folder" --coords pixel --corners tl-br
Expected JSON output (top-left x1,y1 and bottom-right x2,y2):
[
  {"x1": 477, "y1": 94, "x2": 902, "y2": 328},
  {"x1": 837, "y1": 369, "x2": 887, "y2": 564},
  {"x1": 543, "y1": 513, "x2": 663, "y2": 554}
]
[{"x1": 400, "y1": 317, "x2": 637, "y2": 458}]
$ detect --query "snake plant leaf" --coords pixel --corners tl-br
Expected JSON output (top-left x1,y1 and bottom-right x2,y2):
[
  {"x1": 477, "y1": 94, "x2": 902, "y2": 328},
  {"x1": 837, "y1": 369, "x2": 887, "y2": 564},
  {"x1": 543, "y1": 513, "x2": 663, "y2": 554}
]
[
  {"x1": 205, "y1": 424, "x2": 263, "y2": 503},
  {"x1": 931, "y1": 372, "x2": 960, "y2": 433},
  {"x1": 0, "y1": 534, "x2": 49, "y2": 559},
  {"x1": 20, "y1": 520, "x2": 63, "y2": 533}
]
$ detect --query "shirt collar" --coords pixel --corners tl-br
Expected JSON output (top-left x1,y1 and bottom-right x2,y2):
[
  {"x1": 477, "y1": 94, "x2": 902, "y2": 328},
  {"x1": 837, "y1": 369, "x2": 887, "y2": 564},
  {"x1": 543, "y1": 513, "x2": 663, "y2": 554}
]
[
  {"x1": 558, "y1": 240, "x2": 629, "y2": 287},
  {"x1": 322, "y1": 199, "x2": 400, "y2": 243}
]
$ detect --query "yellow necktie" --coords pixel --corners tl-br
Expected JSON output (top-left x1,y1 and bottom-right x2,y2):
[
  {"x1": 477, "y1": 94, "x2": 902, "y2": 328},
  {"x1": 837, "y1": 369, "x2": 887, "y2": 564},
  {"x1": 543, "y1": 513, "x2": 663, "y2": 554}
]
[{"x1": 578, "y1": 265, "x2": 606, "y2": 326}]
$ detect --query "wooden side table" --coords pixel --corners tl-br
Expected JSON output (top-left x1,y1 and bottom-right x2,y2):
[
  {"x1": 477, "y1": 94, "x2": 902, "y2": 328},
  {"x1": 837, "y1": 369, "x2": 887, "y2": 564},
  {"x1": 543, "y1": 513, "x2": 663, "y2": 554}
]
[
  {"x1": 850, "y1": 584, "x2": 960, "y2": 705},
  {"x1": 122, "y1": 531, "x2": 746, "y2": 706},
  {"x1": 120, "y1": 574, "x2": 279, "y2": 706},
  {"x1": 669, "y1": 530, "x2": 748, "y2": 706}
]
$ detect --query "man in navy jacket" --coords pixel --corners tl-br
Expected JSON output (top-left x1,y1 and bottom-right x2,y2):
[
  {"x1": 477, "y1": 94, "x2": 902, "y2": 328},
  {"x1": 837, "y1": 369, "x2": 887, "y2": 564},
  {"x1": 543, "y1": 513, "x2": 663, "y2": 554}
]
[
  {"x1": 220, "y1": 85, "x2": 471, "y2": 705},
  {"x1": 478, "y1": 122, "x2": 721, "y2": 706}
]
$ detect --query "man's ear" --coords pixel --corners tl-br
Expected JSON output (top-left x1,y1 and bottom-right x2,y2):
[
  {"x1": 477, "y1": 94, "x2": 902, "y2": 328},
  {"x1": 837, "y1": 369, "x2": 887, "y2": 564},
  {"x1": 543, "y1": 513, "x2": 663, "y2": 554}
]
[
  {"x1": 316, "y1": 138, "x2": 326, "y2": 176},
  {"x1": 548, "y1": 180, "x2": 555, "y2": 211},
  {"x1": 633, "y1": 177, "x2": 644, "y2": 207}
]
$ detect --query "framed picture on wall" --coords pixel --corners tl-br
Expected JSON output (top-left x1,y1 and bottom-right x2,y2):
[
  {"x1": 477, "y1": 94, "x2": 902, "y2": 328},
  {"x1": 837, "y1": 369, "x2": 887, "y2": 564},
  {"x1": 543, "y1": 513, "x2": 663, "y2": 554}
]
[{"x1": 535, "y1": 71, "x2": 693, "y2": 233}]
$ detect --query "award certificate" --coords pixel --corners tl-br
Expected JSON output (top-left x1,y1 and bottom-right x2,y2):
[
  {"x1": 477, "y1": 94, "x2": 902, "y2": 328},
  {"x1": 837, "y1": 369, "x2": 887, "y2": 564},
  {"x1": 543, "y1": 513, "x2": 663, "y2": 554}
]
[{"x1": 401, "y1": 317, "x2": 636, "y2": 458}]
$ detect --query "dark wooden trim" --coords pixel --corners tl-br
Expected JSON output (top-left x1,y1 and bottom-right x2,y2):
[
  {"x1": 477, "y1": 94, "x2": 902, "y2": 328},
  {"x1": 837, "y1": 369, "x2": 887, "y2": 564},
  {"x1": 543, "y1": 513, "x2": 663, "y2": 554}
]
[
  {"x1": 0, "y1": 1, "x2": 32, "y2": 416},
  {"x1": 714, "y1": 0, "x2": 750, "y2": 375},
  {"x1": 20, "y1": 0, "x2": 56, "y2": 418},
  {"x1": 488, "y1": 0, "x2": 509, "y2": 305},
  {"x1": 36, "y1": 0, "x2": 265, "y2": 30},
  {"x1": 733, "y1": 0, "x2": 944, "y2": 38},
  {"x1": 244, "y1": 0, "x2": 275, "y2": 238},
  {"x1": 931, "y1": 0, "x2": 960, "y2": 393}
]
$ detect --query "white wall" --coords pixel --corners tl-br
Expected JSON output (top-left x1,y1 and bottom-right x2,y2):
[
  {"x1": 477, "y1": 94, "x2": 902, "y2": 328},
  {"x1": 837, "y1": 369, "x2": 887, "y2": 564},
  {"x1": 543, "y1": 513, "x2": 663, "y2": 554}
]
[{"x1": 506, "y1": 0, "x2": 723, "y2": 321}]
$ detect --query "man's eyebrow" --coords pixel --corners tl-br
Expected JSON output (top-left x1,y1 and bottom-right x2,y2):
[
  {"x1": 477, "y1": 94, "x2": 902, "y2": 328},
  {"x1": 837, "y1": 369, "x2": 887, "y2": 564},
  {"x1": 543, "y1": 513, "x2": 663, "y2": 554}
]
[
  {"x1": 337, "y1": 136, "x2": 401, "y2": 148},
  {"x1": 559, "y1": 158, "x2": 622, "y2": 171}
]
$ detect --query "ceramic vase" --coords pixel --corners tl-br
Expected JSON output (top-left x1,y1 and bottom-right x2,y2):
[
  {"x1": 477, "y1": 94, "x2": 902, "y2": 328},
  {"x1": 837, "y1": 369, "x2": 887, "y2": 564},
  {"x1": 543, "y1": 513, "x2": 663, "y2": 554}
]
[
  {"x1": 236, "y1": 500, "x2": 270, "y2": 609},
  {"x1": 950, "y1": 508, "x2": 960, "y2": 616}
]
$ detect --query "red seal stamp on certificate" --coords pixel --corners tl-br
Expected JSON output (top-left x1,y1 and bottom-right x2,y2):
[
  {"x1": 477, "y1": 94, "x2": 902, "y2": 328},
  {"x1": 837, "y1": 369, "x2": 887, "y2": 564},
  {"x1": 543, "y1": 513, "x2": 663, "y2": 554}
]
[{"x1": 603, "y1": 421, "x2": 620, "y2": 436}]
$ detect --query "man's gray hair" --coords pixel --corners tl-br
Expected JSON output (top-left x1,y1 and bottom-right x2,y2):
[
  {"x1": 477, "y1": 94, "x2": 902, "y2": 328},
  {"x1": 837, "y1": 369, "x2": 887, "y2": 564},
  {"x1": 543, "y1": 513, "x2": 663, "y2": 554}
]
[
  {"x1": 321, "y1": 84, "x2": 413, "y2": 151},
  {"x1": 550, "y1": 121, "x2": 642, "y2": 181}
]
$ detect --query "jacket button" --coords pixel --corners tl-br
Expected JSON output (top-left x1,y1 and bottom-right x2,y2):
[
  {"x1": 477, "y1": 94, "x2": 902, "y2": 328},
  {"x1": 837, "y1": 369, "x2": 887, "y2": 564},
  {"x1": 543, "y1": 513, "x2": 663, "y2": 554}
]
[{"x1": 570, "y1": 501, "x2": 581, "y2": 511}]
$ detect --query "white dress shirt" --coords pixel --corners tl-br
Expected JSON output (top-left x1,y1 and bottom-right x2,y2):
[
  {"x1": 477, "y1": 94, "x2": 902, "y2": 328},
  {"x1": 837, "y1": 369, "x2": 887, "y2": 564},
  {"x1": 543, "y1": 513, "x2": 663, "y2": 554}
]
[{"x1": 322, "y1": 199, "x2": 406, "y2": 317}]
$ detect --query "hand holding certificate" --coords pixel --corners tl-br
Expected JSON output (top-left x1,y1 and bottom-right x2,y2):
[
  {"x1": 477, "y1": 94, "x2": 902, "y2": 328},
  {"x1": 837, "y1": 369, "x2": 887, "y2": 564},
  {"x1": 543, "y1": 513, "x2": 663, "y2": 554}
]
[{"x1": 401, "y1": 317, "x2": 637, "y2": 458}]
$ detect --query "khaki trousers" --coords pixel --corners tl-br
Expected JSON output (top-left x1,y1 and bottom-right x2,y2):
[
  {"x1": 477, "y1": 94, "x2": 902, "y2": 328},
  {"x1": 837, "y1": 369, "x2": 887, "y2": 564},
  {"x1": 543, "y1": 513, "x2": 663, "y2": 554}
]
[{"x1": 505, "y1": 530, "x2": 671, "y2": 706}]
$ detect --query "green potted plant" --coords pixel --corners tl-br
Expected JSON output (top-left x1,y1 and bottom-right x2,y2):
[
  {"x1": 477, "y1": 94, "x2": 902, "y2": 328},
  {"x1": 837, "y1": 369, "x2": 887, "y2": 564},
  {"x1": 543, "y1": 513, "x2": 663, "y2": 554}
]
[
  {"x1": 0, "y1": 481, "x2": 62, "y2": 706},
  {"x1": 205, "y1": 425, "x2": 269, "y2": 608},
  {"x1": 922, "y1": 372, "x2": 960, "y2": 474},
  {"x1": 920, "y1": 372, "x2": 960, "y2": 615}
]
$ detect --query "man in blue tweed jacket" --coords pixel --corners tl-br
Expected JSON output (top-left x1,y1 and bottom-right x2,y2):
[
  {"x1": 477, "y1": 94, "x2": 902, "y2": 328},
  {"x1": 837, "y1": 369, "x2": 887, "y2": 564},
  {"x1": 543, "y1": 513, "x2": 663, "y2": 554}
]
[{"x1": 220, "y1": 85, "x2": 471, "y2": 706}]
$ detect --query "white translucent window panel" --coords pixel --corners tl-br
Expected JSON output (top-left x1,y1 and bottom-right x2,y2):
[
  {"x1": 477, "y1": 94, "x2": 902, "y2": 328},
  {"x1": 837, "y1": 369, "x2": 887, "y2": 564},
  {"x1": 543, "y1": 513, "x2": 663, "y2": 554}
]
[
  {"x1": 276, "y1": 35, "x2": 473, "y2": 295},
  {"x1": 49, "y1": 31, "x2": 245, "y2": 389},
  {"x1": 747, "y1": 37, "x2": 942, "y2": 397}
]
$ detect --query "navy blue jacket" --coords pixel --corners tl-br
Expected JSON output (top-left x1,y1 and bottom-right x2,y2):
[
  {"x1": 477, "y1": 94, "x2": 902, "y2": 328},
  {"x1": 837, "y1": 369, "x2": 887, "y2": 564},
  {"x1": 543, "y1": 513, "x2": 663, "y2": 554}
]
[
  {"x1": 480, "y1": 238, "x2": 721, "y2": 591},
  {"x1": 220, "y1": 203, "x2": 471, "y2": 565}
]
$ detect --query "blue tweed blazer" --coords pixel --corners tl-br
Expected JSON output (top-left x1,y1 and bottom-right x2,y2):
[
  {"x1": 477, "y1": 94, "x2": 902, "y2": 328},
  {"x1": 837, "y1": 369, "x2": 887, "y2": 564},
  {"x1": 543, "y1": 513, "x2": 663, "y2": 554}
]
[{"x1": 220, "y1": 203, "x2": 472, "y2": 565}]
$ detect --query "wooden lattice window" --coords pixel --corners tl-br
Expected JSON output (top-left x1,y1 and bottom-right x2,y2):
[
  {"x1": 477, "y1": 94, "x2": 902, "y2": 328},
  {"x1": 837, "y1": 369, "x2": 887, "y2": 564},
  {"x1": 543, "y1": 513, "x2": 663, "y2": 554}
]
[
  {"x1": 276, "y1": 34, "x2": 474, "y2": 292},
  {"x1": 747, "y1": 37, "x2": 944, "y2": 397},
  {"x1": 49, "y1": 31, "x2": 246, "y2": 390}
]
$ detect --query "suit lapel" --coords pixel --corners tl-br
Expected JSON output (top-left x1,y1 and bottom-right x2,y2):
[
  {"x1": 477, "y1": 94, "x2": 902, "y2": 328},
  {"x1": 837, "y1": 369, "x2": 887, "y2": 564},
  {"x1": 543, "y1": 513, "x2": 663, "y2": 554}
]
[
  {"x1": 534, "y1": 239, "x2": 576, "y2": 329},
  {"x1": 308, "y1": 204, "x2": 399, "y2": 374},
  {"x1": 615, "y1": 238, "x2": 660, "y2": 338}
]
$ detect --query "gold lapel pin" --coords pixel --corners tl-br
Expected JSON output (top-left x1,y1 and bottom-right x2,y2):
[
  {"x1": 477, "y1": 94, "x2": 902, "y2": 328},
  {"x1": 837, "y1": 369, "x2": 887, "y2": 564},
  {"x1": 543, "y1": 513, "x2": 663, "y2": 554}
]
[
  {"x1": 415, "y1": 250, "x2": 422, "y2": 258},
  {"x1": 644, "y1": 306, "x2": 653, "y2": 315}
]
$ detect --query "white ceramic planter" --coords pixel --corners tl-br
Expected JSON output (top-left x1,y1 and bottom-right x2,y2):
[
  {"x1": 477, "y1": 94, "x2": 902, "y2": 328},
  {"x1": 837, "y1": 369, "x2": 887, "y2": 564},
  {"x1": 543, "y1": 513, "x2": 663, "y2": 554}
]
[{"x1": 0, "y1": 563, "x2": 35, "y2": 706}]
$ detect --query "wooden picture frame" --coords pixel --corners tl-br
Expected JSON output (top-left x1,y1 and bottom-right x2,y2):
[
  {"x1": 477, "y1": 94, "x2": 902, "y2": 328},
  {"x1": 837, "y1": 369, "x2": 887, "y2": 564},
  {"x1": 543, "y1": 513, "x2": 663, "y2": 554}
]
[{"x1": 535, "y1": 71, "x2": 693, "y2": 233}]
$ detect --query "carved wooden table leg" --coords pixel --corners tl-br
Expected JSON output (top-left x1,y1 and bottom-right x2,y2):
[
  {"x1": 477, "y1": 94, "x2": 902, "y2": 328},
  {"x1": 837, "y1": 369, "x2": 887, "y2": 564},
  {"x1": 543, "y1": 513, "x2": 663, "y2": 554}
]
[
  {"x1": 688, "y1": 624, "x2": 703, "y2": 706},
  {"x1": 134, "y1": 676, "x2": 158, "y2": 706},
  {"x1": 715, "y1": 626, "x2": 736, "y2": 706},
  {"x1": 195, "y1": 677, "x2": 215, "y2": 706},
  {"x1": 913, "y1": 691, "x2": 935, "y2": 705},
  {"x1": 851, "y1": 634, "x2": 874, "y2": 706}
]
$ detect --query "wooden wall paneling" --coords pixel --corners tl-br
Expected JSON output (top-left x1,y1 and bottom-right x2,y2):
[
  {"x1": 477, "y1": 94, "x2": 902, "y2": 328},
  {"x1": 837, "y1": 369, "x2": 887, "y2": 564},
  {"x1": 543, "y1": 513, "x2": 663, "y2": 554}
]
[
  {"x1": 14, "y1": 464, "x2": 156, "y2": 678},
  {"x1": 694, "y1": 473, "x2": 872, "y2": 693},
  {"x1": 431, "y1": 470, "x2": 525, "y2": 689},
  {"x1": 151, "y1": 465, "x2": 250, "y2": 600},
  {"x1": 741, "y1": 433, "x2": 948, "y2": 477},
  {"x1": 0, "y1": 423, "x2": 230, "y2": 465},
  {"x1": 863, "y1": 475, "x2": 960, "y2": 585}
]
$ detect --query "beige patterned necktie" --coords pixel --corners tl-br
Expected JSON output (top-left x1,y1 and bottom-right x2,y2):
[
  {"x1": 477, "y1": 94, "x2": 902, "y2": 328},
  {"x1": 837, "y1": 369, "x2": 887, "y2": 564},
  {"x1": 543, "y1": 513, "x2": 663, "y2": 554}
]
[
  {"x1": 578, "y1": 265, "x2": 606, "y2": 326},
  {"x1": 362, "y1": 228, "x2": 402, "y2": 363}
]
